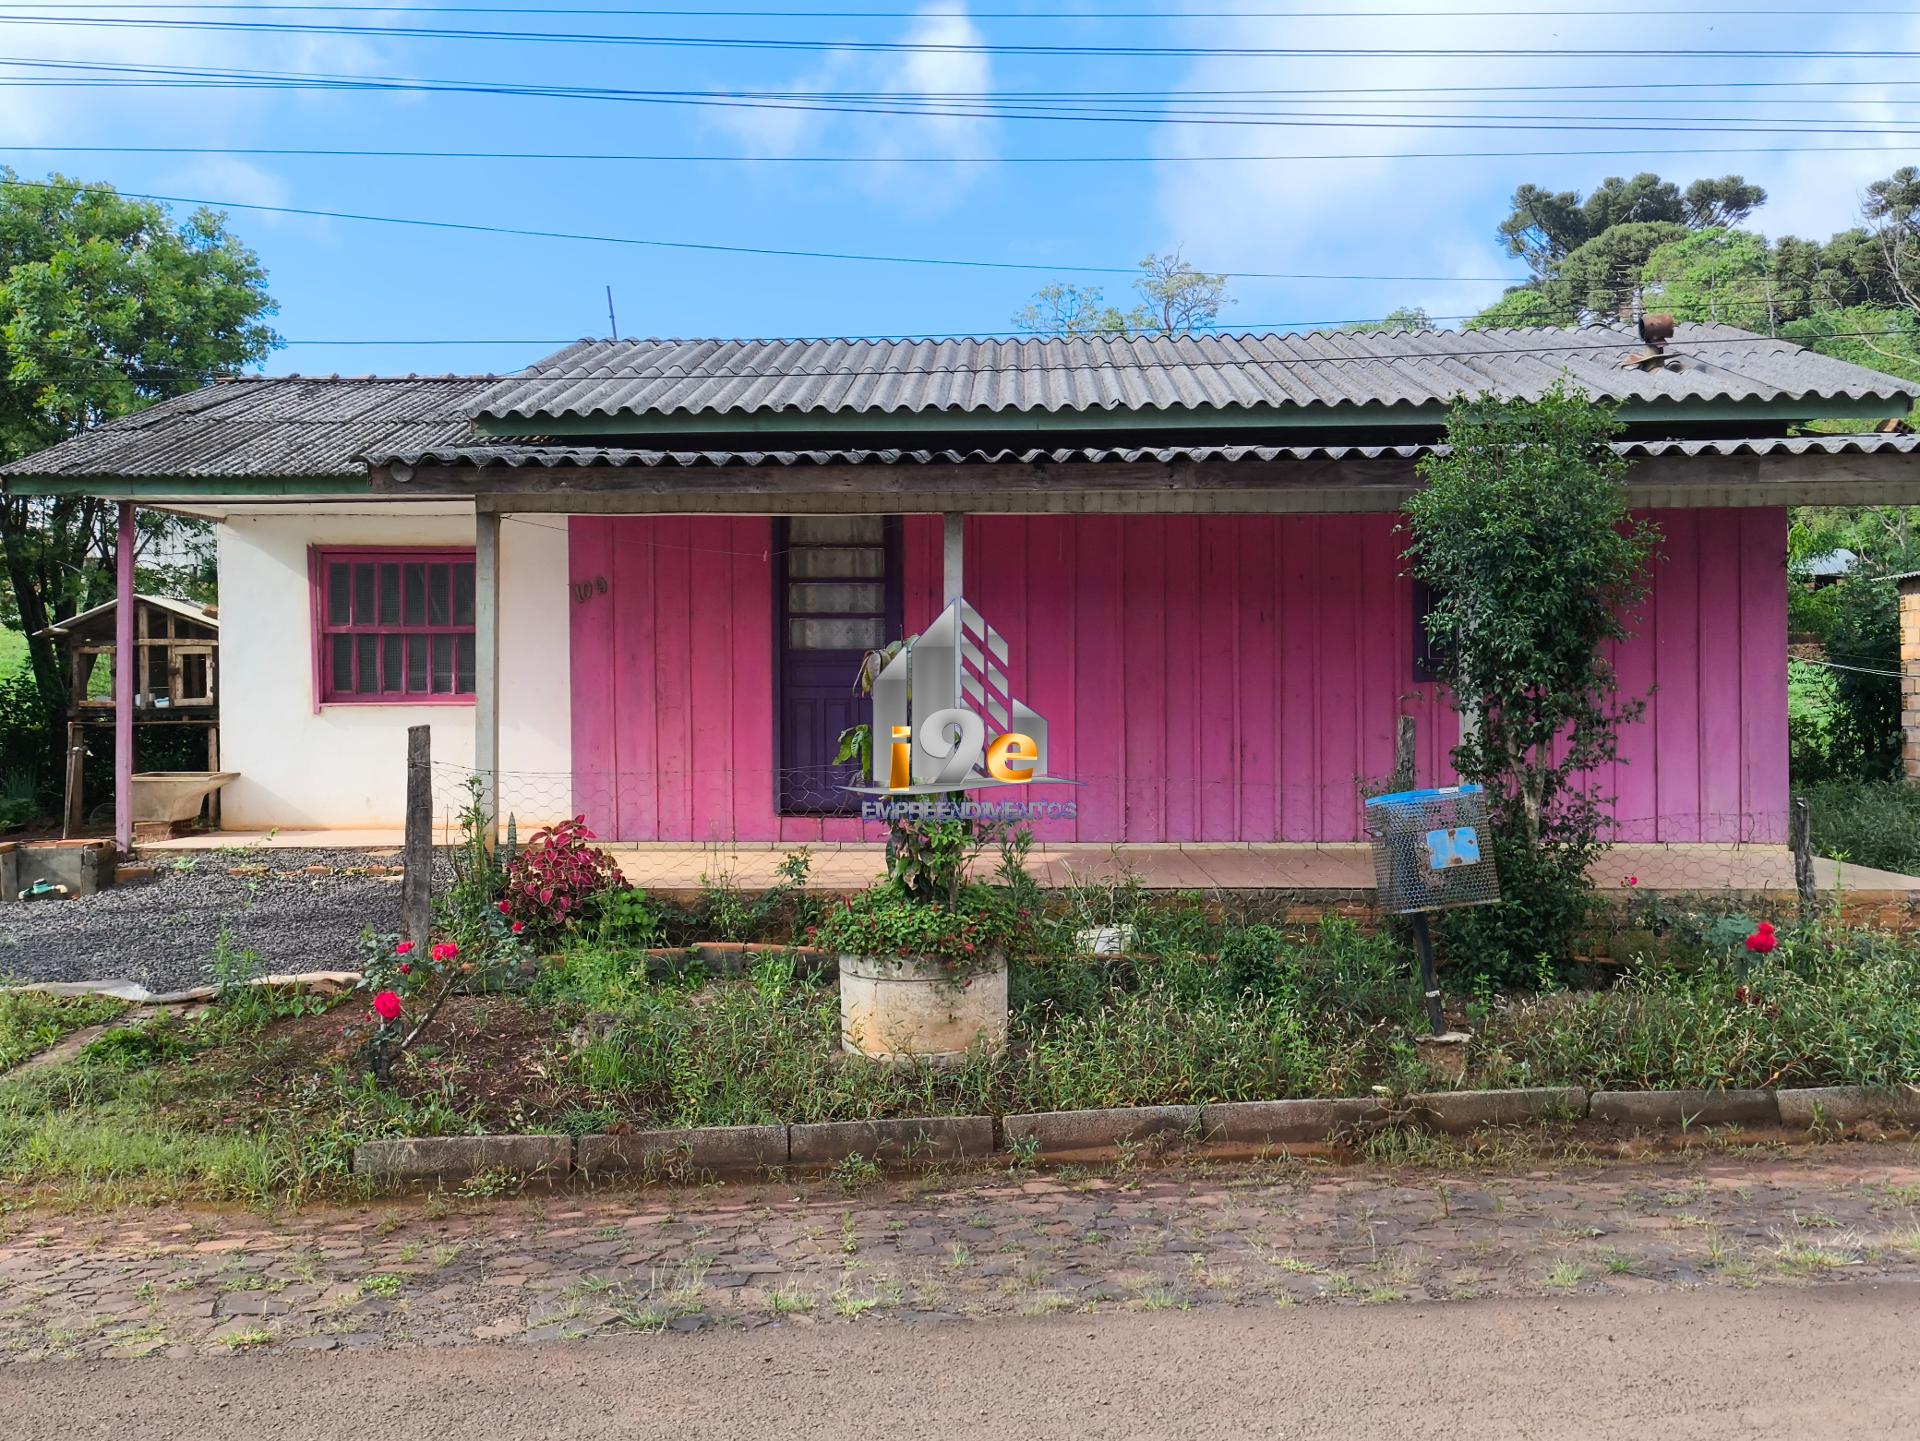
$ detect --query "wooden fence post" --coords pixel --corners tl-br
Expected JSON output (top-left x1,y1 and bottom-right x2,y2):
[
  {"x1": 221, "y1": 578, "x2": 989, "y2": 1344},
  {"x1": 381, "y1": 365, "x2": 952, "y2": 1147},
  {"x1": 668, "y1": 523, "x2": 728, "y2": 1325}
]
[
  {"x1": 402, "y1": 724, "x2": 432, "y2": 952},
  {"x1": 1790, "y1": 795, "x2": 1816, "y2": 920},
  {"x1": 1393, "y1": 714, "x2": 1417, "y2": 792}
]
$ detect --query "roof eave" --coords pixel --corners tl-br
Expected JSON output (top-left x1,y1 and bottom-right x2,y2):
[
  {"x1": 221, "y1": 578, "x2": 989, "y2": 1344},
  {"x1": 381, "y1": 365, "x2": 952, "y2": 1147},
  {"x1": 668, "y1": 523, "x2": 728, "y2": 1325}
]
[{"x1": 471, "y1": 394, "x2": 1910, "y2": 441}]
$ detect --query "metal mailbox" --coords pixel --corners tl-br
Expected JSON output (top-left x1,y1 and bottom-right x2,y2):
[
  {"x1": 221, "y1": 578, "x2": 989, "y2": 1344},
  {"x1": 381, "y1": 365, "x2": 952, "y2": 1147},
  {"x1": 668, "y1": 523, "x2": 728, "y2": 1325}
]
[{"x1": 1363, "y1": 783, "x2": 1502, "y2": 916}]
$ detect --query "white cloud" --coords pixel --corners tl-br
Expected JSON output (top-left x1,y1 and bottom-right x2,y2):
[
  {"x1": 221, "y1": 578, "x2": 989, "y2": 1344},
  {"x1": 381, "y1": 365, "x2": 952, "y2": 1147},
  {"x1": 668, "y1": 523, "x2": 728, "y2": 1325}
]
[
  {"x1": 1148, "y1": 0, "x2": 1920, "y2": 330},
  {"x1": 701, "y1": 3, "x2": 1000, "y2": 214},
  {"x1": 158, "y1": 157, "x2": 294, "y2": 219}
]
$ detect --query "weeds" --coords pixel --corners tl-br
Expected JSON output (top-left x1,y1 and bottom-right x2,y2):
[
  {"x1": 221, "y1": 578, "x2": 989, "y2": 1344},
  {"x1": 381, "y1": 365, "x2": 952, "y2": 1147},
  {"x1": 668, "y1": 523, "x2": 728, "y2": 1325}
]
[{"x1": 0, "y1": 991, "x2": 126, "y2": 1072}]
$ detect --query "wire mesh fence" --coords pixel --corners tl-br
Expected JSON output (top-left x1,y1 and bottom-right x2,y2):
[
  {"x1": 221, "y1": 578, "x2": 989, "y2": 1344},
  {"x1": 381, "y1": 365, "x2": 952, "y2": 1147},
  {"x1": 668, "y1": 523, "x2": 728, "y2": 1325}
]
[{"x1": 416, "y1": 759, "x2": 1875, "y2": 913}]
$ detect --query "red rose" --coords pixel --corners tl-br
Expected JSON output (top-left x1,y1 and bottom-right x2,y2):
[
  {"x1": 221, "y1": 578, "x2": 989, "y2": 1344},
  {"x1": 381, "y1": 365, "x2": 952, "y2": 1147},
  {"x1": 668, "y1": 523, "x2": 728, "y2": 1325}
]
[
  {"x1": 1745, "y1": 929, "x2": 1776, "y2": 954},
  {"x1": 399, "y1": 963, "x2": 411, "y2": 975},
  {"x1": 394, "y1": 941, "x2": 414, "y2": 955},
  {"x1": 511, "y1": 921, "x2": 525, "y2": 935},
  {"x1": 497, "y1": 900, "x2": 511, "y2": 915},
  {"x1": 372, "y1": 990, "x2": 403, "y2": 1021}
]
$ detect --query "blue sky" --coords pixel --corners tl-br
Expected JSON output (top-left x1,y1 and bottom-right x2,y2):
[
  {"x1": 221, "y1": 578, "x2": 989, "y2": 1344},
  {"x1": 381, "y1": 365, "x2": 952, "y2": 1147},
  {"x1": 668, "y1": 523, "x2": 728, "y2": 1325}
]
[{"x1": 6, "y1": 1, "x2": 1919, "y2": 377}]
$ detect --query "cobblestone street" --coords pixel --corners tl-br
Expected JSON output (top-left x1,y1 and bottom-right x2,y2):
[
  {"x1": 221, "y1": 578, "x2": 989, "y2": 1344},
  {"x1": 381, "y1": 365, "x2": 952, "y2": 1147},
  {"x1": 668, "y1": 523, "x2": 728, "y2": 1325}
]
[{"x1": 3, "y1": 1141, "x2": 1919, "y2": 1362}]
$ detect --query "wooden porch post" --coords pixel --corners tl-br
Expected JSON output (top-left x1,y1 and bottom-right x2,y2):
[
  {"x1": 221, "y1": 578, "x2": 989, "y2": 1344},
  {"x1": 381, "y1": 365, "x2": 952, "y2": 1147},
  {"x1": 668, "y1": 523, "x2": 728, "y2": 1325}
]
[
  {"x1": 1900, "y1": 574, "x2": 1920, "y2": 785},
  {"x1": 474, "y1": 510, "x2": 501, "y2": 837},
  {"x1": 942, "y1": 511, "x2": 964, "y2": 605},
  {"x1": 113, "y1": 501, "x2": 135, "y2": 854}
]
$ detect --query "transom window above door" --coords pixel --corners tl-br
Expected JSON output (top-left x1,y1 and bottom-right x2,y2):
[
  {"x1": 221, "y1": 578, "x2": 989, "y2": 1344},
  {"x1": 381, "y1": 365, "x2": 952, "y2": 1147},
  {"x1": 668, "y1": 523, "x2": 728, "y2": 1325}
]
[
  {"x1": 776, "y1": 516, "x2": 901, "y2": 814},
  {"x1": 312, "y1": 546, "x2": 476, "y2": 704}
]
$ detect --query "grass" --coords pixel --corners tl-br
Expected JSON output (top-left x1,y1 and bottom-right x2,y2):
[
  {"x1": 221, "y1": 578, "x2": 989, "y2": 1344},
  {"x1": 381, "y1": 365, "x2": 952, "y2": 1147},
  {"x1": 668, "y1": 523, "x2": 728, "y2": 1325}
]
[
  {"x1": 0, "y1": 992, "x2": 126, "y2": 1072},
  {"x1": 1806, "y1": 780, "x2": 1920, "y2": 877},
  {"x1": 767, "y1": 1286, "x2": 813, "y2": 1316},
  {"x1": 5, "y1": 900, "x2": 1920, "y2": 1207}
]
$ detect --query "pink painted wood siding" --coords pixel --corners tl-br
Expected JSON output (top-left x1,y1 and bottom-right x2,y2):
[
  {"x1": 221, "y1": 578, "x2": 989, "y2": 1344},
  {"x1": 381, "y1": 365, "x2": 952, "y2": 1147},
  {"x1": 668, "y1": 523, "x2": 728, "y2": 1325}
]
[{"x1": 570, "y1": 509, "x2": 1787, "y2": 845}]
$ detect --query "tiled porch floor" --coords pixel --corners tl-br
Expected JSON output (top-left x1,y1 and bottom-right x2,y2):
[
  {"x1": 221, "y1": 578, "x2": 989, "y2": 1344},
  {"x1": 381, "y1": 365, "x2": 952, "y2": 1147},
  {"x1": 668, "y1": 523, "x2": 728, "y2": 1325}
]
[{"x1": 146, "y1": 831, "x2": 1920, "y2": 894}]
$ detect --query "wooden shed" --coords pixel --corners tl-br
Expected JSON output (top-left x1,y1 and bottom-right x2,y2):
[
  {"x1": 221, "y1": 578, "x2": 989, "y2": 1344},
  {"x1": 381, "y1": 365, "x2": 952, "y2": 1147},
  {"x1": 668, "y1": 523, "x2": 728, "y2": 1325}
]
[{"x1": 37, "y1": 594, "x2": 224, "y2": 837}]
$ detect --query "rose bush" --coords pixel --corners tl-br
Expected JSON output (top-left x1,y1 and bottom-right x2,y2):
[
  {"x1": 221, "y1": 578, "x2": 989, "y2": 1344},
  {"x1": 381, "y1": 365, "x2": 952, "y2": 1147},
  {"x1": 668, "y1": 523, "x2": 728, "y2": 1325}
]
[{"x1": 357, "y1": 911, "x2": 529, "y2": 1081}]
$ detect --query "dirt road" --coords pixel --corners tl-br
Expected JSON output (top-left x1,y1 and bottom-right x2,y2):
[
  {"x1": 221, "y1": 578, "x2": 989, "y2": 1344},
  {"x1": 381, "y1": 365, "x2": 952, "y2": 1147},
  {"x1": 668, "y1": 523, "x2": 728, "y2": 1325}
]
[{"x1": 1, "y1": 1283, "x2": 1913, "y2": 1439}]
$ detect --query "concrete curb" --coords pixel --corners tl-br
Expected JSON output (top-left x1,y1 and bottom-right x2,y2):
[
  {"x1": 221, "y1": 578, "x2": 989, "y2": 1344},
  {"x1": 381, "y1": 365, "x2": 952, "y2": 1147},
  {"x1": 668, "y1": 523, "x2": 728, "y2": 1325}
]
[
  {"x1": 1201, "y1": 1097, "x2": 1387, "y2": 1144},
  {"x1": 346, "y1": 1081, "x2": 1920, "y2": 1183},
  {"x1": 578, "y1": 1126, "x2": 788, "y2": 1177},
  {"x1": 1003, "y1": 1105, "x2": 1201, "y2": 1155},
  {"x1": 353, "y1": 1135, "x2": 572, "y2": 1184},
  {"x1": 1590, "y1": 1089, "x2": 1779, "y2": 1129},
  {"x1": 1408, "y1": 1087, "x2": 1589, "y2": 1135},
  {"x1": 1775, "y1": 1085, "x2": 1920, "y2": 1129},
  {"x1": 789, "y1": 1116, "x2": 995, "y2": 1166}
]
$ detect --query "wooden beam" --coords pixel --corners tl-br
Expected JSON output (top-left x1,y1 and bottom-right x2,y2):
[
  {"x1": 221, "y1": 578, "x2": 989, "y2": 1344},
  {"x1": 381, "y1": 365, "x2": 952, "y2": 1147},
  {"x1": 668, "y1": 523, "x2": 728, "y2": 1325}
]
[
  {"x1": 474, "y1": 509, "x2": 501, "y2": 841},
  {"x1": 372, "y1": 446, "x2": 1920, "y2": 516},
  {"x1": 402, "y1": 724, "x2": 432, "y2": 952},
  {"x1": 942, "y1": 511, "x2": 964, "y2": 604},
  {"x1": 113, "y1": 502, "x2": 134, "y2": 855}
]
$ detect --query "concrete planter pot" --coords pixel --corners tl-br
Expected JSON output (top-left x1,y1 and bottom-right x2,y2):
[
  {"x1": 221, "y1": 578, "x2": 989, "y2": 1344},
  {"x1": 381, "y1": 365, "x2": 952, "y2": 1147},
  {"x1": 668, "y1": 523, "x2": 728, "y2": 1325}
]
[{"x1": 838, "y1": 953, "x2": 1008, "y2": 1066}]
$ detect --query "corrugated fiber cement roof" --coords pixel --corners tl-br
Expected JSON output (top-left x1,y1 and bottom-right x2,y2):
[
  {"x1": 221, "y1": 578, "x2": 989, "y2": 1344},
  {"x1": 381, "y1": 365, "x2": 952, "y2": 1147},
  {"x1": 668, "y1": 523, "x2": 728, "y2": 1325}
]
[{"x1": 468, "y1": 324, "x2": 1920, "y2": 422}]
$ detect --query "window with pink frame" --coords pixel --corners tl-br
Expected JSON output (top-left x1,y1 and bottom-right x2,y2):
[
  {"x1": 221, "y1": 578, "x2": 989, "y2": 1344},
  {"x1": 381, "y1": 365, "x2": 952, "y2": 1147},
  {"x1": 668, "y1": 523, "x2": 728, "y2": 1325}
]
[{"x1": 313, "y1": 547, "x2": 476, "y2": 704}]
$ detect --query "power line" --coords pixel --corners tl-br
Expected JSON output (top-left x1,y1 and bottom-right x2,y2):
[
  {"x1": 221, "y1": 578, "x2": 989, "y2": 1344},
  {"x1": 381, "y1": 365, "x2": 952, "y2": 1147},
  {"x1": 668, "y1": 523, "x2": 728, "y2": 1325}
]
[
  {"x1": 265, "y1": 310, "x2": 1532, "y2": 343},
  {"x1": 11, "y1": 328, "x2": 1918, "y2": 386},
  {"x1": 8, "y1": 141, "x2": 1920, "y2": 166},
  {"x1": 18, "y1": 53, "x2": 1920, "y2": 128},
  {"x1": 12, "y1": 12, "x2": 1920, "y2": 60},
  {"x1": 21, "y1": 56, "x2": 1920, "y2": 136},
  {"x1": 3, "y1": 141, "x2": 1920, "y2": 165},
  {"x1": 0, "y1": 175, "x2": 1530, "y2": 282},
  {"x1": 8, "y1": 3, "x2": 1920, "y2": 15},
  {"x1": 1793, "y1": 657, "x2": 1905, "y2": 679}
]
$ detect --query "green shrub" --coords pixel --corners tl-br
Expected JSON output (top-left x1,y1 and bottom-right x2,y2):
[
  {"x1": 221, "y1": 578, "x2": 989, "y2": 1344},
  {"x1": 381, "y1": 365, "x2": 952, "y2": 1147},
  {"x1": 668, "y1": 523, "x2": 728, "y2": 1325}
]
[
  {"x1": 1480, "y1": 928, "x2": 1920, "y2": 1091},
  {"x1": 1405, "y1": 387, "x2": 1658, "y2": 980},
  {"x1": 1805, "y1": 780, "x2": 1920, "y2": 876}
]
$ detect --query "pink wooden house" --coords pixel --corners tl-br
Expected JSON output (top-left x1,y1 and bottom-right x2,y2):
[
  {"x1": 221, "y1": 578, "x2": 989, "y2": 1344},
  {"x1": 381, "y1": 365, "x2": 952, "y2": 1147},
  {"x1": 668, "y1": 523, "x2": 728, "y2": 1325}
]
[{"x1": 7, "y1": 323, "x2": 1917, "y2": 854}]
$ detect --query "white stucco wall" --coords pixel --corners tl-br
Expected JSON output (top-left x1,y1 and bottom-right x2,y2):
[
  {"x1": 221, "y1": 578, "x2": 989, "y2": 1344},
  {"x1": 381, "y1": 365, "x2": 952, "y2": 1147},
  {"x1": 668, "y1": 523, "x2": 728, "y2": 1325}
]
[{"x1": 214, "y1": 508, "x2": 571, "y2": 830}]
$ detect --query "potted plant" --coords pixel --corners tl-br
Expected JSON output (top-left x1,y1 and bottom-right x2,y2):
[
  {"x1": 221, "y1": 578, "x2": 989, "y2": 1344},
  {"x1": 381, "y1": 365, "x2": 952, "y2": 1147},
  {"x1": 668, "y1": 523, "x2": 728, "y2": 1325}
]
[{"x1": 812, "y1": 818, "x2": 1023, "y2": 1065}]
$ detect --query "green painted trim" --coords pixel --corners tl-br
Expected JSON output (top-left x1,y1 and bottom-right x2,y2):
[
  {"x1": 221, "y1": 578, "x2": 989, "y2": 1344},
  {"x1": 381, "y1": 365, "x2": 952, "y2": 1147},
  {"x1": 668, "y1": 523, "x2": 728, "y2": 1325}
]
[
  {"x1": 6, "y1": 475, "x2": 373, "y2": 499},
  {"x1": 475, "y1": 394, "x2": 1907, "y2": 439}
]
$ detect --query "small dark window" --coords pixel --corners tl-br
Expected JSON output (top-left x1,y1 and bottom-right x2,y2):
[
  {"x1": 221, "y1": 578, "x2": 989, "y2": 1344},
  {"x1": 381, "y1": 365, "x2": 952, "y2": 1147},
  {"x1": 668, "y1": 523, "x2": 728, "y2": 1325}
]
[{"x1": 1412, "y1": 577, "x2": 1447, "y2": 683}]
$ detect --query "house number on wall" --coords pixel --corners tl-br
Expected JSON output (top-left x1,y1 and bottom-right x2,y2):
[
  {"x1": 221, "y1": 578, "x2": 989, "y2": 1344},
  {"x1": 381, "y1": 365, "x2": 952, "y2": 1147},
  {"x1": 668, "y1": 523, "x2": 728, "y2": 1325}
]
[{"x1": 572, "y1": 575, "x2": 608, "y2": 605}]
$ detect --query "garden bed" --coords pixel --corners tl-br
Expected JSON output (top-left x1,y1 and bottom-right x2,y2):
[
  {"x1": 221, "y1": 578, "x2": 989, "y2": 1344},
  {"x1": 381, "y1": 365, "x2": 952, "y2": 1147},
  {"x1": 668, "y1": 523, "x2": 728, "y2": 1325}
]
[{"x1": 5, "y1": 908, "x2": 1920, "y2": 1206}]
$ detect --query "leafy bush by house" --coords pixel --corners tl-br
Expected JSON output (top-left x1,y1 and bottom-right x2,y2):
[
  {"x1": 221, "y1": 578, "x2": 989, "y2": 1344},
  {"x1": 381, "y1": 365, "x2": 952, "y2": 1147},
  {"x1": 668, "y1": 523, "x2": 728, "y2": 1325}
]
[
  {"x1": 503, "y1": 817, "x2": 625, "y2": 937},
  {"x1": 1406, "y1": 386, "x2": 1658, "y2": 983},
  {"x1": 1804, "y1": 780, "x2": 1920, "y2": 876}
]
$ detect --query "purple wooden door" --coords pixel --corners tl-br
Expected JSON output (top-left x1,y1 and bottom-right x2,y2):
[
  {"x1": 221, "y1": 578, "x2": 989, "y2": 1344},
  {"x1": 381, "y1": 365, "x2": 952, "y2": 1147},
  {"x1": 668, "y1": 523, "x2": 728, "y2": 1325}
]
[{"x1": 776, "y1": 517, "x2": 902, "y2": 814}]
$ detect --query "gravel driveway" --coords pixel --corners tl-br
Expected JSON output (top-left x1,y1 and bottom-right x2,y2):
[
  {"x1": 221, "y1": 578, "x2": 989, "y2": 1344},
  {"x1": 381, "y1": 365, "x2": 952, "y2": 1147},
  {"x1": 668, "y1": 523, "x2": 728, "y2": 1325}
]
[{"x1": 0, "y1": 849, "x2": 430, "y2": 993}]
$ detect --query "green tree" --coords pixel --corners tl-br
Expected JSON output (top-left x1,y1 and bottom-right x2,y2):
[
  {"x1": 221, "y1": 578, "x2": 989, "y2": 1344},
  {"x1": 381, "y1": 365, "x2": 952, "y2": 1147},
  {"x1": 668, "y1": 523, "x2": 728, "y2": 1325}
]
[
  {"x1": 1404, "y1": 386, "x2": 1659, "y2": 980},
  {"x1": 1781, "y1": 305, "x2": 1920, "y2": 399},
  {"x1": 1480, "y1": 172, "x2": 1765, "y2": 326},
  {"x1": 1495, "y1": 172, "x2": 1763, "y2": 279},
  {"x1": 1641, "y1": 228, "x2": 1773, "y2": 327},
  {"x1": 1864, "y1": 165, "x2": 1920, "y2": 312},
  {"x1": 1342, "y1": 306, "x2": 1434, "y2": 332},
  {"x1": 1015, "y1": 251, "x2": 1229, "y2": 337},
  {"x1": 1470, "y1": 284, "x2": 1577, "y2": 329},
  {"x1": 1555, "y1": 220, "x2": 1690, "y2": 322},
  {"x1": 0, "y1": 172, "x2": 279, "y2": 776}
]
